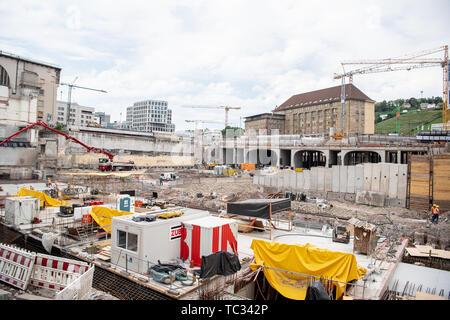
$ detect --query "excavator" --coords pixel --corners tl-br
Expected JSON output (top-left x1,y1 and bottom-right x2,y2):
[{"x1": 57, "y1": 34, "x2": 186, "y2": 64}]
[{"x1": 0, "y1": 120, "x2": 133, "y2": 171}]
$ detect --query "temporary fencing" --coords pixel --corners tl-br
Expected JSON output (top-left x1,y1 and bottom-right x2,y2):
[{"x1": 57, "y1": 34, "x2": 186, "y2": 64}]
[
  {"x1": 0, "y1": 243, "x2": 36, "y2": 290},
  {"x1": 55, "y1": 265, "x2": 95, "y2": 300},
  {"x1": 30, "y1": 253, "x2": 92, "y2": 292}
]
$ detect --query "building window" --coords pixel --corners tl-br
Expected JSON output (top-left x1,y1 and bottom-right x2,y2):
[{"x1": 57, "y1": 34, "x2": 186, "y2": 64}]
[
  {"x1": 117, "y1": 230, "x2": 138, "y2": 252},
  {"x1": 39, "y1": 89, "x2": 44, "y2": 95}
]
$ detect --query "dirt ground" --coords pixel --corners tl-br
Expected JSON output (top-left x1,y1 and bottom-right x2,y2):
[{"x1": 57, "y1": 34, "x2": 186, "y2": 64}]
[{"x1": 154, "y1": 172, "x2": 450, "y2": 250}]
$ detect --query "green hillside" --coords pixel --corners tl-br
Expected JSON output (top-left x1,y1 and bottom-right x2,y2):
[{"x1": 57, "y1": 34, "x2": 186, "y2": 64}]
[{"x1": 375, "y1": 110, "x2": 442, "y2": 134}]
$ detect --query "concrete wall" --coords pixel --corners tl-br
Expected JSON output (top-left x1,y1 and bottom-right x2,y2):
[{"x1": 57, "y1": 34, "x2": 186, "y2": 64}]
[
  {"x1": 0, "y1": 147, "x2": 38, "y2": 167},
  {"x1": 254, "y1": 163, "x2": 408, "y2": 206}
]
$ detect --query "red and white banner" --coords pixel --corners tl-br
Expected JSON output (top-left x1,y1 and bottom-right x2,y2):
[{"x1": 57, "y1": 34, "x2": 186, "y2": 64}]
[{"x1": 180, "y1": 219, "x2": 238, "y2": 267}]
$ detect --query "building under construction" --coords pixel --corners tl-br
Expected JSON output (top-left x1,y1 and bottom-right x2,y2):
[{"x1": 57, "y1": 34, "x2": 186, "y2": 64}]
[{"x1": 0, "y1": 46, "x2": 449, "y2": 302}]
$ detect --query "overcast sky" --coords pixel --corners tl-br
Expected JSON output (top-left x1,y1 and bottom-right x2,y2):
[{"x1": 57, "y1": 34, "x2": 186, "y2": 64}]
[{"x1": 1, "y1": 0, "x2": 449, "y2": 131}]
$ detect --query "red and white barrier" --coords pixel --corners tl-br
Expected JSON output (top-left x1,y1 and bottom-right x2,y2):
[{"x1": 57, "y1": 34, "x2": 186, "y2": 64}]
[
  {"x1": 0, "y1": 243, "x2": 36, "y2": 290},
  {"x1": 180, "y1": 216, "x2": 238, "y2": 267},
  {"x1": 30, "y1": 253, "x2": 92, "y2": 292},
  {"x1": 55, "y1": 265, "x2": 94, "y2": 300}
]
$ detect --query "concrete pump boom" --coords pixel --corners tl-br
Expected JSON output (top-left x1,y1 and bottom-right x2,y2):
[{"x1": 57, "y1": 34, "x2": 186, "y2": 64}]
[{"x1": 0, "y1": 120, "x2": 115, "y2": 161}]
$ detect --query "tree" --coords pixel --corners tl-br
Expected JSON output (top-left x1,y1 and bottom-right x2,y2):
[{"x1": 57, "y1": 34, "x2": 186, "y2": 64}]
[
  {"x1": 408, "y1": 97, "x2": 418, "y2": 108},
  {"x1": 221, "y1": 126, "x2": 244, "y2": 138}
]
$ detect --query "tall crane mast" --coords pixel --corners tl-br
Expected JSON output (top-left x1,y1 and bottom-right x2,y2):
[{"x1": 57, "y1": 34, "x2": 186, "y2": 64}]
[
  {"x1": 60, "y1": 77, "x2": 107, "y2": 125},
  {"x1": 185, "y1": 105, "x2": 241, "y2": 127},
  {"x1": 334, "y1": 45, "x2": 449, "y2": 135}
]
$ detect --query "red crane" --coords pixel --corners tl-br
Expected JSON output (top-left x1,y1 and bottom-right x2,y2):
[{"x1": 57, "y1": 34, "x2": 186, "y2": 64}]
[{"x1": 0, "y1": 120, "x2": 115, "y2": 161}]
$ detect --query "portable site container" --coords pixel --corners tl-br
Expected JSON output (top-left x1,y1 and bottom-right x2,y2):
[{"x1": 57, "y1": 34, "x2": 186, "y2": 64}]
[
  {"x1": 180, "y1": 216, "x2": 239, "y2": 267},
  {"x1": 116, "y1": 194, "x2": 135, "y2": 212},
  {"x1": 110, "y1": 207, "x2": 210, "y2": 274},
  {"x1": 5, "y1": 196, "x2": 40, "y2": 225}
]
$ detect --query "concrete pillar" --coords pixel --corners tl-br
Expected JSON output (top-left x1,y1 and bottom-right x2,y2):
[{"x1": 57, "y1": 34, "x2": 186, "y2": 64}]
[
  {"x1": 322, "y1": 149, "x2": 330, "y2": 168},
  {"x1": 340, "y1": 150, "x2": 349, "y2": 166},
  {"x1": 377, "y1": 151, "x2": 386, "y2": 163}
]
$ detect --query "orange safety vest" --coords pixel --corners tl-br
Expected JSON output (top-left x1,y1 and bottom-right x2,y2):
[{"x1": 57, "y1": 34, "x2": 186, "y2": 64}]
[{"x1": 432, "y1": 207, "x2": 440, "y2": 215}]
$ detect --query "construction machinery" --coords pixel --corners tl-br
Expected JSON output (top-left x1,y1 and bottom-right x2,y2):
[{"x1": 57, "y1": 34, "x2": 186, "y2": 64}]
[
  {"x1": 185, "y1": 106, "x2": 241, "y2": 127},
  {"x1": 0, "y1": 120, "x2": 118, "y2": 171},
  {"x1": 334, "y1": 45, "x2": 449, "y2": 135},
  {"x1": 97, "y1": 158, "x2": 135, "y2": 172}
]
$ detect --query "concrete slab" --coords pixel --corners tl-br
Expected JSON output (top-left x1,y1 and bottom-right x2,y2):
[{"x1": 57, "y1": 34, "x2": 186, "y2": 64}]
[
  {"x1": 339, "y1": 166, "x2": 348, "y2": 193},
  {"x1": 317, "y1": 167, "x2": 325, "y2": 191},
  {"x1": 355, "y1": 165, "x2": 364, "y2": 192},
  {"x1": 388, "y1": 164, "x2": 399, "y2": 199},
  {"x1": 324, "y1": 167, "x2": 333, "y2": 192},
  {"x1": 397, "y1": 164, "x2": 408, "y2": 200},
  {"x1": 371, "y1": 164, "x2": 381, "y2": 192},
  {"x1": 332, "y1": 166, "x2": 340, "y2": 193},
  {"x1": 303, "y1": 170, "x2": 311, "y2": 190},
  {"x1": 356, "y1": 190, "x2": 385, "y2": 207},
  {"x1": 0, "y1": 289, "x2": 12, "y2": 300},
  {"x1": 347, "y1": 165, "x2": 356, "y2": 194},
  {"x1": 296, "y1": 172, "x2": 304, "y2": 190},
  {"x1": 380, "y1": 164, "x2": 390, "y2": 196},
  {"x1": 310, "y1": 167, "x2": 318, "y2": 191},
  {"x1": 363, "y1": 163, "x2": 372, "y2": 191}
]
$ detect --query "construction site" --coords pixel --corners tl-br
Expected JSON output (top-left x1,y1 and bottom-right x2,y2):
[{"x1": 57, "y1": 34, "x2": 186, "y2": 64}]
[{"x1": 1, "y1": 41, "x2": 450, "y2": 304}]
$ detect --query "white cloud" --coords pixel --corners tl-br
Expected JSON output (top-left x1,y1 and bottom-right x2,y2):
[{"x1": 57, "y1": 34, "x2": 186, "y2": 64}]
[{"x1": 1, "y1": 0, "x2": 449, "y2": 130}]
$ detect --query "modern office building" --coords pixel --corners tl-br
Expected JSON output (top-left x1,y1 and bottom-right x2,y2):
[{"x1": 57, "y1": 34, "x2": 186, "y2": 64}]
[
  {"x1": 126, "y1": 99, "x2": 175, "y2": 133},
  {"x1": 94, "y1": 111, "x2": 111, "y2": 126}
]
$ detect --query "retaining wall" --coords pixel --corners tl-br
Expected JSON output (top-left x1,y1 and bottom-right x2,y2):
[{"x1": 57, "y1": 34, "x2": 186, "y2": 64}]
[{"x1": 253, "y1": 163, "x2": 408, "y2": 207}]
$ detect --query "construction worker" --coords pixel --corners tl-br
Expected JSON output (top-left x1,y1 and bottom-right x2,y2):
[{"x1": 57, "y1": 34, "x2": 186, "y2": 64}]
[
  {"x1": 46, "y1": 178, "x2": 51, "y2": 187},
  {"x1": 431, "y1": 204, "x2": 441, "y2": 224}
]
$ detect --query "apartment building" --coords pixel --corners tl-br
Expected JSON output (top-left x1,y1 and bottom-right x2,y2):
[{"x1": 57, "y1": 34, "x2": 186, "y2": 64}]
[
  {"x1": 273, "y1": 84, "x2": 375, "y2": 135},
  {"x1": 126, "y1": 99, "x2": 175, "y2": 133},
  {"x1": 56, "y1": 101, "x2": 98, "y2": 126}
]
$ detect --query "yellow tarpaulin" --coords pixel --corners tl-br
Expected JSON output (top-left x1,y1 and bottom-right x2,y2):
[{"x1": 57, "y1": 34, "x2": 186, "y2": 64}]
[
  {"x1": 89, "y1": 206, "x2": 134, "y2": 232},
  {"x1": 15, "y1": 188, "x2": 68, "y2": 207},
  {"x1": 250, "y1": 239, "x2": 367, "y2": 300}
]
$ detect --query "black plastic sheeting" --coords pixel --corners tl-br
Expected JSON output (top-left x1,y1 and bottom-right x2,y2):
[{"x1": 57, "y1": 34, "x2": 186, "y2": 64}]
[
  {"x1": 199, "y1": 251, "x2": 241, "y2": 279},
  {"x1": 226, "y1": 198, "x2": 291, "y2": 219},
  {"x1": 304, "y1": 281, "x2": 331, "y2": 300}
]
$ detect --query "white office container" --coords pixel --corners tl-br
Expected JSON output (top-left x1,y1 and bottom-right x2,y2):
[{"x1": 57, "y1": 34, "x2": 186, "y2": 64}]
[
  {"x1": 110, "y1": 208, "x2": 210, "y2": 274},
  {"x1": 5, "y1": 196, "x2": 40, "y2": 225}
]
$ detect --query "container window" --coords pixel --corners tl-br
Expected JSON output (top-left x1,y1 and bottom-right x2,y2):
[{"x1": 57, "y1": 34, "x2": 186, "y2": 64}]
[
  {"x1": 127, "y1": 232, "x2": 138, "y2": 252},
  {"x1": 117, "y1": 230, "x2": 127, "y2": 249}
]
